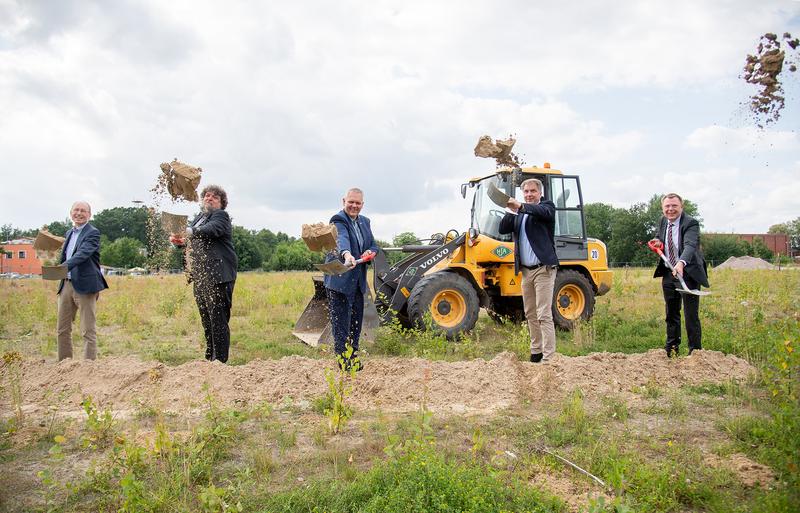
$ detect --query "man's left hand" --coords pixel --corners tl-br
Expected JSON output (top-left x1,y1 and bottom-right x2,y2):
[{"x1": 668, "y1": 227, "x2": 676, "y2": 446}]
[{"x1": 673, "y1": 261, "x2": 685, "y2": 277}]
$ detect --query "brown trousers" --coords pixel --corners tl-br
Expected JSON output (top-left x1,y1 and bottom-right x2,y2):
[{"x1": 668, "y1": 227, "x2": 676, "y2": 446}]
[
  {"x1": 57, "y1": 280, "x2": 99, "y2": 360},
  {"x1": 521, "y1": 265, "x2": 557, "y2": 360}
]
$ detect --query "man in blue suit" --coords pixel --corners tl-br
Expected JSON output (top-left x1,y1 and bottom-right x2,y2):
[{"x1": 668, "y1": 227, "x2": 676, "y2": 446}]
[
  {"x1": 57, "y1": 201, "x2": 109, "y2": 361},
  {"x1": 498, "y1": 178, "x2": 558, "y2": 363},
  {"x1": 324, "y1": 188, "x2": 378, "y2": 371}
]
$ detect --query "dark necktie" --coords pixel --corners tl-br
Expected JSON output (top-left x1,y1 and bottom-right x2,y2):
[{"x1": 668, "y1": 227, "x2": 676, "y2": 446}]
[{"x1": 667, "y1": 223, "x2": 678, "y2": 266}]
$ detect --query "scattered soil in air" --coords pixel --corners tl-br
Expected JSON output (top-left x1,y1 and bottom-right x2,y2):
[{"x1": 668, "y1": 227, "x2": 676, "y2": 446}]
[
  {"x1": 474, "y1": 135, "x2": 525, "y2": 168},
  {"x1": 146, "y1": 159, "x2": 203, "y2": 272},
  {"x1": 742, "y1": 32, "x2": 800, "y2": 128}
]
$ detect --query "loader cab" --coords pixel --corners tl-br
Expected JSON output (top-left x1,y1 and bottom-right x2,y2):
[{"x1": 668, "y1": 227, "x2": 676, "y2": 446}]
[{"x1": 467, "y1": 166, "x2": 589, "y2": 261}]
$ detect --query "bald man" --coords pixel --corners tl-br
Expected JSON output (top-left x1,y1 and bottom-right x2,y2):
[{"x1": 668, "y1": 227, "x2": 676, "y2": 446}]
[{"x1": 56, "y1": 201, "x2": 109, "y2": 360}]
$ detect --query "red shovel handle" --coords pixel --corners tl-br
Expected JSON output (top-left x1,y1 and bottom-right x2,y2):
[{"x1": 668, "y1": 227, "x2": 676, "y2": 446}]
[{"x1": 647, "y1": 239, "x2": 664, "y2": 254}]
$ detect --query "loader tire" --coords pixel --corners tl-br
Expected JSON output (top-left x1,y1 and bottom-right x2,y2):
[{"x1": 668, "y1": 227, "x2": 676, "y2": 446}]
[
  {"x1": 407, "y1": 272, "x2": 480, "y2": 340},
  {"x1": 553, "y1": 269, "x2": 595, "y2": 330}
]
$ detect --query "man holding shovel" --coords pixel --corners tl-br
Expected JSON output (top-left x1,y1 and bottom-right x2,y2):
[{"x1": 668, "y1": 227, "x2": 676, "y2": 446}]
[
  {"x1": 324, "y1": 188, "x2": 378, "y2": 371},
  {"x1": 651, "y1": 193, "x2": 709, "y2": 357}
]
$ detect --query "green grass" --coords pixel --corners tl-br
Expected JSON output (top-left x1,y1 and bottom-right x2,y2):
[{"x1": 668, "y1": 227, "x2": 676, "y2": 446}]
[{"x1": 1, "y1": 267, "x2": 799, "y2": 512}]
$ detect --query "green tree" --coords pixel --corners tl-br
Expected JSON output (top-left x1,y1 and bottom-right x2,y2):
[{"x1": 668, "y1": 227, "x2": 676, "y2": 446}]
[
  {"x1": 254, "y1": 229, "x2": 291, "y2": 264},
  {"x1": 264, "y1": 240, "x2": 322, "y2": 271},
  {"x1": 769, "y1": 216, "x2": 800, "y2": 251},
  {"x1": 45, "y1": 219, "x2": 72, "y2": 237},
  {"x1": 0, "y1": 224, "x2": 20, "y2": 241},
  {"x1": 747, "y1": 237, "x2": 774, "y2": 260},
  {"x1": 584, "y1": 203, "x2": 616, "y2": 243},
  {"x1": 232, "y1": 226, "x2": 263, "y2": 271},
  {"x1": 100, "y1": 237, "x2": 146, "y2": 269},
  {"x1": 701, "y1": 234, "x2": 748, "y2": 265},
  {"x1": 93, "y1": 207, "x2": 149, "y2": 244},
  {"x1": 608, "y1": 202, "x2": 652, "y2": 265}
]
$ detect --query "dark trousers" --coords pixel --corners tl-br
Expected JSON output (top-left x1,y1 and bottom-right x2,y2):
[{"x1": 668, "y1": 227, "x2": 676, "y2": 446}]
[
  {"x1": 326, "y1": 288, "x2": 364, "y2": 356},
  {"x1": 194, "y1": 280, "x2": 235, "y2": 363},
  {"x1": 662, "y1": 275, "x2": 702, "y2": 352}
]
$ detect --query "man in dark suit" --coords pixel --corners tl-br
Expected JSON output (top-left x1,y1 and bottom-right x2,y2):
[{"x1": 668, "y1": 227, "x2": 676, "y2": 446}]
[
  {"x1": 57, "y1": 201, "x2": 109, "y2": 361},
  {"x1": 499, "y1": 178, "x2": 559, "y2": 363},
  {"x1": 324, "y1": 187, "x2": 378, "y2": 370},
  {"x1": 652, "y1": 193, "x2": 709, "y2": 357},
  {"x1": 172, "y1": 185, "x2": 238, "y2": 363}
]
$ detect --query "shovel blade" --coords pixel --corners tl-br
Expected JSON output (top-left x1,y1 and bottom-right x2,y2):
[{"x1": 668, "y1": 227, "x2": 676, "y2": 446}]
[
  {"x1": 676, "y1": 288, "x2": 712, "y2": 296},
  {"x1": 315, "y1": 260, "x2": 352, "y2": 275}
]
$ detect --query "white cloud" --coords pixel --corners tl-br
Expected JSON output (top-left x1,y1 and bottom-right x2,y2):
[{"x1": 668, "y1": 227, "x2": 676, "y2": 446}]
[
  {"x1": 685, "y1": 125, "x2": 799, "y2": 156},
  {"x1": 0, "y1": 0, "x2": 799, "y2": 239}
]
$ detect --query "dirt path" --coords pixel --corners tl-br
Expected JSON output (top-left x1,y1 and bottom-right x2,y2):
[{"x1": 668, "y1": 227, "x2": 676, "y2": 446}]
[{"x1": 10, "y1": 349, "x2": 754, "y2": 417}]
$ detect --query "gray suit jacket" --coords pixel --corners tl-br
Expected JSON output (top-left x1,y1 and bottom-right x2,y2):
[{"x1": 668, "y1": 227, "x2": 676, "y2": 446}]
[{"x1": 653, "y1": 213, "x2": 709, "y2": 288}]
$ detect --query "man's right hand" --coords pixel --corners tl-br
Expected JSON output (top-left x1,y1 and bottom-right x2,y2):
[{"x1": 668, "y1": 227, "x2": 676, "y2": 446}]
[
  {"x1": 506, "y1": 198, "x2": 521, "y2": 213},
  {"x1": 342, "y1": 251, "x2": 356, "y2": 267}
]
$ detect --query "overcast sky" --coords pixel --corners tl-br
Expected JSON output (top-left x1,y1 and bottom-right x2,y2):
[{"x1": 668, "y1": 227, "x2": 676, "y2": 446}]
[{"x1": 2, "y1": 0, "x2": 799, "y2": 241}]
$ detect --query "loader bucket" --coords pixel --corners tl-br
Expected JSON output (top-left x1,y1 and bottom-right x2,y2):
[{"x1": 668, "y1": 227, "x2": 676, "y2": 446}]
[{"x1": 292, "y1": 275, "x2": 380, "y2": 347}]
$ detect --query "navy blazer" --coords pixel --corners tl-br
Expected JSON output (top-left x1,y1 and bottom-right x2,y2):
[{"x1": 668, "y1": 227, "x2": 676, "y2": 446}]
[
  {"x1": 323, "y1": 210, "x2": 378, "y2": 296},
  {"x1": 653, "y1": 213, "x2": 709, "y2": 287},
  {"x1": 498, "y1": 200, "x2": 558, "y2": 275},
  {"x1": 58, "y1": 223, "x2": 109, "y2": 295},
  {"x1": 188, "y1": 209, "x2": 238, "y2": 284}
]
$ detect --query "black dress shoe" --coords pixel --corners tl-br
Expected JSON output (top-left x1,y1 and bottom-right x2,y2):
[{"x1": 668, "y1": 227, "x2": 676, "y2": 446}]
[
  {"x1": 665, "y1": 346, "x2": 678, "y2": 358},
  {"x1": 530, "y1": 353, "x2": 543, "y2": 363}
]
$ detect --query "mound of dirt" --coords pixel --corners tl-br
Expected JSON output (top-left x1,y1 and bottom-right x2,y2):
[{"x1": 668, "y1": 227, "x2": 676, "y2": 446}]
[
  {"x1": 715, "y1": 256, "x2": 777, "y2": 270},
  {"x1": 8, "y1": 350, "x2": 754, "y2": 418}
]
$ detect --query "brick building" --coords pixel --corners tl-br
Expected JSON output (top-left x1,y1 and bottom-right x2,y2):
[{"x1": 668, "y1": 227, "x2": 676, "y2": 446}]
[
  {"x1": 1, "y1": 239, "x2": 43, "y2": 275},
  {"x1": 734, "y1": 233, "x2": 791, "y2": 256}
]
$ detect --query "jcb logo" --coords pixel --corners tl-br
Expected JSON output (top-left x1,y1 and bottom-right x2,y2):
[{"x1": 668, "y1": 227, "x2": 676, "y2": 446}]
[{"x1": 492, "y1": 246, "x2": 512, "y2": 259}]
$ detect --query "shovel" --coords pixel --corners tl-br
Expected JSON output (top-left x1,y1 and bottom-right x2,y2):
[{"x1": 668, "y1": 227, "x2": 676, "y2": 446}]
[
  {"x1": 647, "y1": 240, "x2": 711, "y2": 296},
  {"x1": 315, "y1": 251, "x2": 376, "y2": 275}
]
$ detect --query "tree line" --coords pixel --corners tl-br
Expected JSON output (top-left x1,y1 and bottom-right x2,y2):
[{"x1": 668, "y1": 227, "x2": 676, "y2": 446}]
[
  {"x1": 0, "y1": 208, "x2": 424, "y2": 271},
  {"x1": 2, "y1": 201, "x2": 797, "y2": 270},
  {"x1": 585, "y1": 195, "x2": 798, "y2": 266}
]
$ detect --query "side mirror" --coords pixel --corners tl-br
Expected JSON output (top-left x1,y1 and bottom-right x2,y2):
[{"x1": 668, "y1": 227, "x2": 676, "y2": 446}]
[{"x1": 460, "y1": 183, "x2": 468, "y2": 198}]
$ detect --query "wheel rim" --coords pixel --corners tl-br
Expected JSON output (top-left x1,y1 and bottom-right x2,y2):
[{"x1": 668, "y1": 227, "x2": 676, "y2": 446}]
[
  {"x1": 429, "y1": 289, "x2": 467, "y2": 328},
  {"x1": 557, "y1": 284, "x2": 585, "y2": 320}
]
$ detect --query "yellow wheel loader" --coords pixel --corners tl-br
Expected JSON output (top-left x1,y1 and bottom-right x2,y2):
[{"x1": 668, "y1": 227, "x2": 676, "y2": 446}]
[{"x1": 293, "y1": 164, "x2": 612, "y2": 344}]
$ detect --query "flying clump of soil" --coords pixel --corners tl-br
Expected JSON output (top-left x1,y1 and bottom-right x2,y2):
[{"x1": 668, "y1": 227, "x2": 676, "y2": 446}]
[
  {"x1": 474, "y1": 135, "x2": 525, "y2": 168},
  {"x1": 742, "y1": 32, "x2": 800, "y2": 128},
  {"x1": 146, "y1": 159, "x2": 203, "y2": 272},
  {"x1": 154, "y1": 159, "x2": 203, "y2": 202}
]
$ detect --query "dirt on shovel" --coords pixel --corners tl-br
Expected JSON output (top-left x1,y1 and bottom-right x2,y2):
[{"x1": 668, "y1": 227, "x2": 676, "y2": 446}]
[{"x1": 302, "y1": 223, "x2": 338, "y2": 252}]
